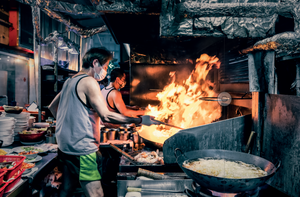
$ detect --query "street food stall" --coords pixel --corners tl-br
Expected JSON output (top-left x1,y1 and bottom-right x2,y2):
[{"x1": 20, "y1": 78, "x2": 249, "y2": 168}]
[{"x1": 1, "y1": 0, "x2": 300, "y2": 197}]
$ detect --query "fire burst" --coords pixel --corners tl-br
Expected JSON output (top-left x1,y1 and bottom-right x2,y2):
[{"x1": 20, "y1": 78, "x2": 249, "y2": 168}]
[{"x1": 137, "y1": 54, "x2": 222, "y2": 144}]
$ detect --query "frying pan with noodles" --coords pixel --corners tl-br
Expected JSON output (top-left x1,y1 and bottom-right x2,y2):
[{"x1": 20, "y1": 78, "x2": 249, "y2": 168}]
[{"x1": 175, "y1": 148, "x2": 281, "y2": 193}]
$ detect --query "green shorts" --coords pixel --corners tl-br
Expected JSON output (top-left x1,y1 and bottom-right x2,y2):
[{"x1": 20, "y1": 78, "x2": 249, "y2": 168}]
[{"x1": 58, "y1": 149, "x2": 101, "y2": 181}]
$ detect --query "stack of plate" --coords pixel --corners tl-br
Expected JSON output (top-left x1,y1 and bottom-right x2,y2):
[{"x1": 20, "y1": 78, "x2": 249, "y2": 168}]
[
  {"x1": 0, "y1": 117, "x2": 16, "y2": 146},
  {"x1": 1, "y1": 112, "x2": 30, "y2": 141}
]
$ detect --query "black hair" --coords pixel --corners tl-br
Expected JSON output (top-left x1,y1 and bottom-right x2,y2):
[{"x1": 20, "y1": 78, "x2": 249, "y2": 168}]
[
  {"x1": 110, "y1": 68, "x2": 125, "y2": 82},
  {"x1": 82, "y1": 47, "x2": 113, "y2": 69},
  {"x1": 101, "y1": 77, "x2": 109, "y2": 84}
]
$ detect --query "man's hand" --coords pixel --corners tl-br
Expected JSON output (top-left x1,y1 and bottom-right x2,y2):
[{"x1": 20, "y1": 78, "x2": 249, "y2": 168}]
[{"x1": 140, "y1": 115, "x2": 160, "y2": 126}]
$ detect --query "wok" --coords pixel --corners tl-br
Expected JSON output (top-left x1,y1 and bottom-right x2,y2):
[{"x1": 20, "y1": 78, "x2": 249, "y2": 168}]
[
  {"x1": 136, "y1": 124, "x2": 182, "y2": 150},
  {"x1": 137, "y1": 129, "x2": 164, "y2": 150},
  {"x1": 174, "y1": 148, "x2": 281, "y2": 193}
]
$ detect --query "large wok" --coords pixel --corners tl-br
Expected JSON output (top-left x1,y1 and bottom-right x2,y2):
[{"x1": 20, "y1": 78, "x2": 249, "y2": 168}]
[
  {"x1": 175, "y1": 148, "x2": 281, "y2": 193},
  {"x1": 136, "y1": 128, "x2": 166, "y2": 150}
]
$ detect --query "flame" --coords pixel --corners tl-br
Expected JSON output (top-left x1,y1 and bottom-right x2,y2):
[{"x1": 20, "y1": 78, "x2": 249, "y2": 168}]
[{"x1": 138, "y1": 54, "x2": 222, "y2": 143}]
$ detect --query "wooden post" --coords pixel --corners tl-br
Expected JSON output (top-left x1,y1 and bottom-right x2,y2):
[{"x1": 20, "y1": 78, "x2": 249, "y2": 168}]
[{"x1": 248, "y1": 51, "x2": 275, "y2": 156}]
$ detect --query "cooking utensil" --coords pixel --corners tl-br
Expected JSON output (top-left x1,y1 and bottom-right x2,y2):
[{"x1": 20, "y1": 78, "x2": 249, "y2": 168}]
[
  {"x1": 127, "y1": 187, "x2": 183, "y2": 193},
  {"x1": 244, "y1": 131, "x2": 256, "y2": 153},
  {"x1": 109, "y1": 143, "x2": 137, "y2": 164},
  {"x1": 153, "y1": 119, "x2": 184, "y2": 130},
  {"x1": 137, "y1": 130, "x2": 164, "y2": 150},
  {"x1": 174, "y1": 148, "x2": 281, "y2": 193},
  {"x1": 137, "y1": 168, "x2": 165, "y2": 180}
]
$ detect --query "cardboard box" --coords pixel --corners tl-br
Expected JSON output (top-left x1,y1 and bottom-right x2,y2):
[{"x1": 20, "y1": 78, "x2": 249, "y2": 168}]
[{"x1": 0, "y1": 24, "x2": 9, "y2": 45}]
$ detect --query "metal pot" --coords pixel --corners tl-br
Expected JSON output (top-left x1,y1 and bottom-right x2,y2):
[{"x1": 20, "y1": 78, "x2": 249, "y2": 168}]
[
  {"x1": 101, "y1": 129, "x2": 108, "y2": 143},
  {"x1": 119, "y1": 131, "x2": 129, "y2": 141},
  {"x1": 45, "y1": 134, "x2": 57, "y2": 144},
  {"x1": 174, "y1": 148, "x2": 281, "y2": 193},
  {"x1": 108, "y1": 129, "x2": 117, "y2": 140}
]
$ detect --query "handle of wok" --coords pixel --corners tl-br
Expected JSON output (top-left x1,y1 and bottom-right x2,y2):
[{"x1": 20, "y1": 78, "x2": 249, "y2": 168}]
[
  {"x1": 275, "y1": 160, "x2": 281, "y2": 172},
  {"x1": 174, "y1": 148, "x2": 187, "y2": 161},
  {"x1": 184, "y1": 189, "x2": 197, "y2": 197}
]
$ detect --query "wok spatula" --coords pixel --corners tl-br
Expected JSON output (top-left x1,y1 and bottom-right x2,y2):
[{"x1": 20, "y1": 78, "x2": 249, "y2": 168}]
[{"x1": 152, "y1": 119, "x2": 184, "y2": 130}]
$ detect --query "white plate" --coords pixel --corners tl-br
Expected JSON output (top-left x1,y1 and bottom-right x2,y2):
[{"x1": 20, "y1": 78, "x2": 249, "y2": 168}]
[
  {"x1": 20, "y1": 140, "x2": 45, "y2": 146},
  {"x1": 0, "y1": 117, "x2": 16, "y2": 122},
  {"x1": 12, "y1": 146, "x2": 47, "y2": 154},
  {"x1": 0, "y1": 148, "x2": 14, "y2": 155},
  {"x1": 33, "y1": 122, "x2": 49, "y2": 128},
  {"x1": 24, "y1": 155, "x2": 42, "y2": 163}
]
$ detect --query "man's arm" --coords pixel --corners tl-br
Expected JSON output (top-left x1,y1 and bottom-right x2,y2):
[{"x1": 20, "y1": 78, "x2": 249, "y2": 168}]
[
  {"x1": 111, "y1": 90, "x2": 145, "y2": 117},
  {"x1": 84, "y1": 77, "x2": 141, "y2": 125},
  {"x1": 48, "y1": 92, "x2": 61, "y2": 119}
]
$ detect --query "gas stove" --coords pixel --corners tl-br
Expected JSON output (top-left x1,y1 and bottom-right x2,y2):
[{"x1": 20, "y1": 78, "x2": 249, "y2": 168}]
[{"x1": 191, "y1": 182, "x2": 289, "y2": 197}]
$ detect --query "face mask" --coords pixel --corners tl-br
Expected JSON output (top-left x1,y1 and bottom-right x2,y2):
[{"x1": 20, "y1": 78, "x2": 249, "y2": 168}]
[
  {"x1": 119, "y1": 80, "x2": 126, "y2": 89},
  {"x1": 94, "y1": 62, "x2": 107, "y2": 81}
]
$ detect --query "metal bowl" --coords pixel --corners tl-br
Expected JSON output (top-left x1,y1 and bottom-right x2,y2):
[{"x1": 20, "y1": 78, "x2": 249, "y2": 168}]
[
  {"x1": 21, "y1": 153, "x2": 38, "y2": 160},
  {"x1": 3, "y1": 105, "x2": 23, "y2": 114}
]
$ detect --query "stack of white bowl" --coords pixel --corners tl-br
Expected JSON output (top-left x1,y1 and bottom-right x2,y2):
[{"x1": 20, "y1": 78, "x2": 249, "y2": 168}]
[
  {"x1": 0, "y1": 117, "x2": 16, "y2": 146},
  {"x1": 1, "y1": 112, "x2": 30, "y2": 141}
]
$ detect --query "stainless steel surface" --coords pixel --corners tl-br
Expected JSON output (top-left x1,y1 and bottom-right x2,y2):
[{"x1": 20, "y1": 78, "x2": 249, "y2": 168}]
[
  {"x1": 0, "y1": 71, "x2": 8, "y2": 97},
  {"x1": 175, "y1": 149, "x2": 280, "y2": 193},
  {"x1": 118, "y1": 179, "x2": 193, "y2": 197}
]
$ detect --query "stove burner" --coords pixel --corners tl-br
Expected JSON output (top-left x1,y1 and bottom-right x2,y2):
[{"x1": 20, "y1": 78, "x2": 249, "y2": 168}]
[{"x1": 191, "y1": 182, "x2": 260, "y2": 197}]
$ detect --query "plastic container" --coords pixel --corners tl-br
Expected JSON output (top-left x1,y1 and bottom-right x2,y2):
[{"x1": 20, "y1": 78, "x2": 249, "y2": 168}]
[
  {"x1": 0, "y1": 156, "x2": 25, "y2": 180},
  {"x1": 0, "y1": 171, "x2": 6, "y2": 185},
  {"x1": 0, "y1": 182, "x2": 8, "y2": 197},
  {"x1": 4, "y1": 169, "x2": 25, "y2": 193}
]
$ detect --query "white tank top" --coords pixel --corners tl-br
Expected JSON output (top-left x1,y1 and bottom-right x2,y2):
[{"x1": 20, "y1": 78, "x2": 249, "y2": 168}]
[{"x1": 56, "y1": 74, "x2": 99, "y2": 155}]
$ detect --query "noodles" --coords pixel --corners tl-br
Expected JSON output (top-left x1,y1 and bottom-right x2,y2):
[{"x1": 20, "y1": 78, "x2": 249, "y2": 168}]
[{"x1": 183, "y1": 158, "x2": 267, "y2": 179}]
